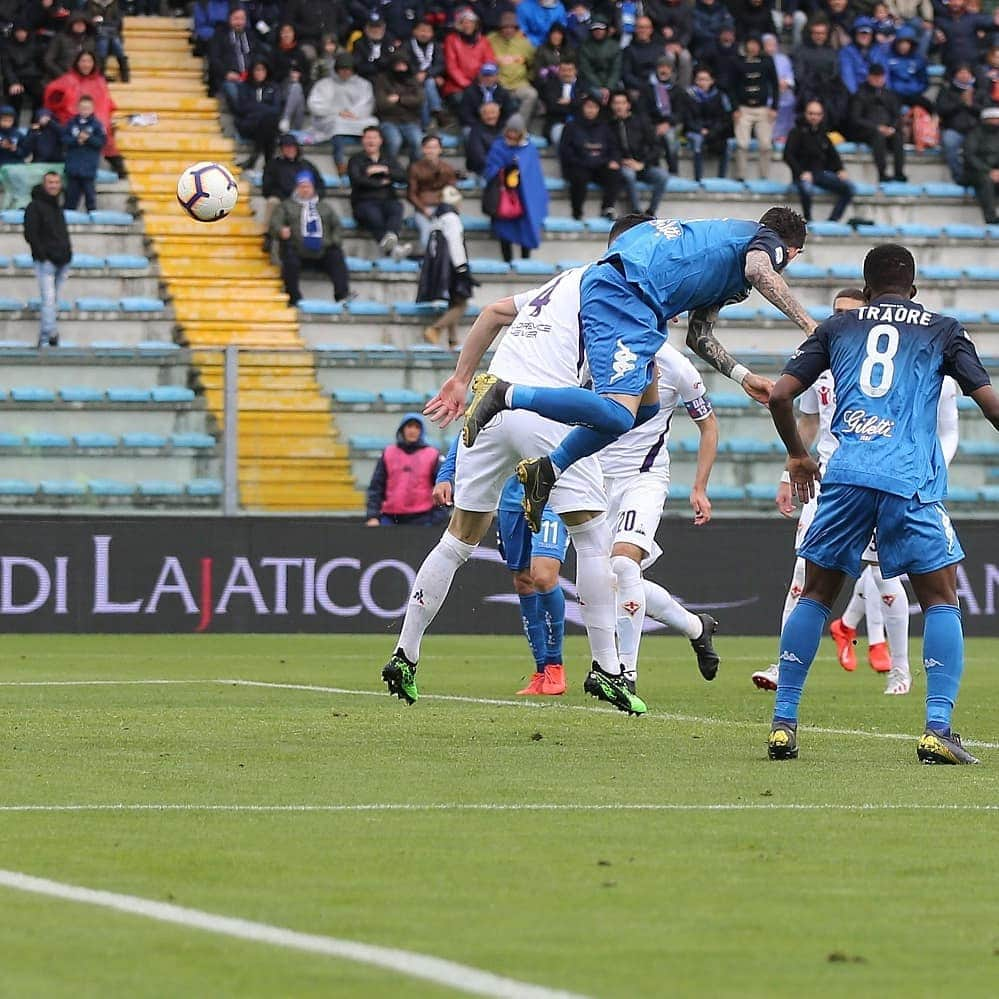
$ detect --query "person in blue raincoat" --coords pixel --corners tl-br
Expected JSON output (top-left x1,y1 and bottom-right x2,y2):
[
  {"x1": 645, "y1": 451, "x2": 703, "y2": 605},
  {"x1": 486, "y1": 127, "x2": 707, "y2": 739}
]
[{"x1": 482, "y1": 113, "x2": 549, "y2": 263}]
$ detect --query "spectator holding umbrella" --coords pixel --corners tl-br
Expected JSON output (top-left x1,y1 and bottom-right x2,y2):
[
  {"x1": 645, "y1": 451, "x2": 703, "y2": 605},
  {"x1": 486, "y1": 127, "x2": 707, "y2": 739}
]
[{"x1": 483, "y1": 112, "x2": 548, "y2": 262}]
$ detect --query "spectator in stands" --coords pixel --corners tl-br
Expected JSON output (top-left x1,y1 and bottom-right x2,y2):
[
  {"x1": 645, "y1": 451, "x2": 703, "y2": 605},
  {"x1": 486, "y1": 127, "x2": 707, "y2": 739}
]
[
  {"x1": 4, "y1": 21, "x2": 46, "y2": 118},
  {"x1": 86, "y1": 0, "x2": 128, "y2": 83},
  {"x1": 305, "y1": 53, "x2": 378, "y2": 175},
  {"x1": 839, "y1": 18, "x2": 889, "y2": 94},
  {"x1": 22, "y1": 107, "x2": 63, "y2": 163},
  {"x1": 234, "y1": 58, "x2": 282, "y2": 169},
  {"x1": 564, "y1": 3, "x2": 594, "y2": 47},
  {"x1": 886, "y1": 0, "x2": 934, "y2": 56},
  {"x1": 518, "y1": 0, "x2": 568, "y2": 48},
  {"x1": 408, "y1": 133, "x2": 459, "y2": 248},
  {"x1": 641, "y1": 56, "x2": 683, "y2": 173},
  {"x1": 783, "y1": 98, "x2": 855, "y2": 220},
  {"x1": 283, "y1": 0, "x2": 348, "y2": 62},
  {"x1": 347, "y1": 125, "x2": 411, "y2": 259},
  {"x1": 272, "y1": 22, "x2": 311, "y2": 87},
  {"x1": 560, "y1": 91, "x2": 621, "y2": 219},
  {"x1": 488, "y1": 11, "x2": 539, "y2": 128},
  {"x1": 731, "y1": 0, "x2": 776, "y2": 42},
  {"x1": 44, "y1": 51, "x2": 125, "y2": 177},
  {"x1": 0, "y1": 104, "x2": 22, "y2": 164},
  {"x1": 409, "y1": 19, "x2": 446, "y2": 127},
  {"x1": 579, "y1": 19, "x2": 620, "y2": 104},
  {"x1": 350, "y1": 0, "x2": 421, "y2": 41},
  {"x1": 44, "y1": 13, "x2": 96, "y2": 82},
  {"x1": 270, "y1": 172, "x2": 349, "y2": 306},
  {"x1": 483, "y1": 112, "x2": 547, "y2": 261},
  {"x1": 24, "y1": 170, "x2": 70, "y2": 348},
  {"x1": 938, "y1": 63, "x2": 984, "y2": 184},
  {"x1": 702, "y1": 23, "x2": 740, "y2": 97},
  {"x1": 977, "y1": 44, "x2": 999, "y2": 106},
  {"x1": 822, "y1": 0, "x2": 857, "y2": 50},
  {"x1": 353, "y1": 13, "x2": 398, "y2": 82},
  {"x1": 764, "y1": 32, "x2": 796, "y2": 141},
  {"x1": 459, "y1": 61, "x2": 514, "y2": 129},
  {"x1": 647, "y1": 0, "x2": 694, "y2": 88},
  {"x1": 965, "y1": 106, "x2": 999, "y2": 223},
  {"x1": 466, "y1": 99, "x2": 504, "y2": 174},
  {"x1": 25, "y1": 0, "x2": 70, "y2": 48},
  {"x1": 934, "y1": 0, "x2": 999, "y2": 76},
  {"x1": 794, "y1": 18, "x2": 849, "y2": 132},
  {"x1": 261, "y1": 133, "x2": 325, "y2": 241},
  {"x1": 540, "y1": 57, "x2": 580, "y2": 145},
  {"x1": 375, "y1": 52, "x2": 425, "y2": 162},
  {"x1": 732, "y1": 34, "x2": 778, "y2": 180},
  {"x1": 848, "y1": 62, "x2": 906, "y2": 181},
  {"x1": 416, "y1": 185, "x2": 474, "y2": 347},
  {"x1": 443, "y1": 8, "x2": 496, "y2": 103},
  {"x1": 61, "y1": 93, "x2": 104, "y2": 210},
  {"x1": 608, "y1": 90, "x2": 668, "y2": 216},
  {"x1": 193, "y1": 0, "x2": 230, "y2": 57},
  {"x1": 209, "y1": 6, "x2": 257, "y2": 109},
  {"x1": 691, "y1": 0, "x2": 734, "y2": 61},
  {"x1": 683, "y1": 65, "x2": 732, "y2": 180},
  {"x1": 365, "y1": 414, "x2": 443, "y2": 527},
  {"x1": 621, "y1": 16, "x2": 665, "y2": 100},
  {"x1": 534, "y1": 22, "x2": 575, "y2": 85},
  {"x1": 886, "y1": 24, "x2": 928, "y2": 107}
]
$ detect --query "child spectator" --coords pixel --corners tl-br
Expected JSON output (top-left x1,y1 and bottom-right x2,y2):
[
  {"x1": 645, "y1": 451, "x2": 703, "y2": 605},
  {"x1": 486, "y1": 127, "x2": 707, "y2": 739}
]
[
  {"x1": 22, "y1": 107, "x2": 63, "y2": 163},
  {"x1": 365, "y1": 414, "x2": 443, "y2": 527},
  {"x1": 0, "y1": 104, "x2": 23, "y2": 165},
  {"x1": 61, "y1": 94, "x2": 104, "y2": 210}
]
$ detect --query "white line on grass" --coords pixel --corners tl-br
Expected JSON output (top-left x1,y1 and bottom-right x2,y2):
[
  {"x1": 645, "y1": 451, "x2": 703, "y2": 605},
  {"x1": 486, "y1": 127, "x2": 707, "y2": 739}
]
[
  {"x1": 1, "y1": 803, "x2": 999, "y2": 813},
  {"x1": 220, "y1": 679, "x2": 999, "y2": 751},
  {"x1": 0, "y1": 868, "x2": 588, "y2": 999},
  {"x1": 0, "y1": 679, "x2": 211, "y2": 687}
]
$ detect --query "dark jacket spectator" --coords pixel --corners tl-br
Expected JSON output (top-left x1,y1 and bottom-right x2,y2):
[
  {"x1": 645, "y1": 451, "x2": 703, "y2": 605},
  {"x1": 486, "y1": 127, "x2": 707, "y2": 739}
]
[
  {"x1": 965, "y1": 108, "x2": 999, "y2": 222},
  {"x1": 365, "y1": 413, "x2": 442, "y2": 526},
  {"x1": 540, "y1": 60, "x2": 580, "y2": 137},
  {"x1": 21, "y1": 107, "x2": 63, "y2": 162},
  {"x1": 61, "y1": 105, "x2": 104, "y2": 177},
  {"x1": 348, "y1": 140, "x2": 407, "y2": 205},
  {"x1": 701, "y1": 25, "x2": 741, "y2": 97},
  {"x1": 783, "y1": 100, "x2": 855, "y2": 220},
  {"x1": 349, "y1": 0, "x2": 425, "y2": 40},
  {"x1": 578, "y1": 21, "x2": 621, "y2": 96},
  {"x1": 442, "y1": 9, "x2": 496, "y2": 97},
  {"x1": 352, "y1": 16, "x2": 399, "y2": 81},
  {"x1": 691, "y1": 0, "x2": 734, "y2": 58},
  {"x1": 793, "y1": 19, "x2": 850, "y2": 129},
  {"x1": 408, "y1": 25, "x2": 446, "y2": 80},
  {"x1": 935, "y1": 0, "x2": 998, "y2": 75},
  {"x1": 848, "y1": 67, "x2": 906, "y2": 180},
  {"x1": 559, "y1": 93, "x2": 621, "y2": 217},
  {"x1": 272, "y1": 24, "x2": 311, "y2": 85},
  {"x1": 621, "y1": 16, "x2": 666, "y2": 92},
  {"x1": 732, "y1": 49, "x2": 779, "y2": 108},
  {"x1": 683, "y1": 67, "x2": 733, "y2": 178},
  {"x1": 730, "y1": 0, "x2": 776, "y2": 41},
  {"x1": 518, "y1": 0, "x2": 568, "y2": 48},
  {"x1": 976, "y1": 45, "x2": 999, "y2": 106},
  {"x1": 374, "y1": 60, "x2": 424, "y2": 124},
  {"x1": 533, "y1": 23, "x2": 575, "y2": 84},
  {"x1": 347, "y1": 126, "x2": 408, "y2": 250},
  {"x1": 283, "y1": 0, "x2": 349, "y2": 52},
  {"x1": 937, "y1": 72, "x2": 984, "y2": 137},
  {"x1": 44, "y1": 13, "x2": 96, "y2": 82},
  {"x1": 261, "y1": 136, "x2": 326, "y2": 200},
  {"x1": 647, "y1": 0, "x2": 693, "y2": 50},
  {"x1": 234, "y1": 59, "x2": 282, "y2": 167},
  {"x1": 24, "y1": 176, "x2": 71, "y2": 267},
  {"x1": 458, "y1": 68, "x2": 515, "y2": 126},
  {"x1": 24, "y1": 0, "x2": 70, "y2": 44},
  {"x1": 0, "y1": 104, "x2": 22, "y2": 165},
  {"x1": 209, "y1": 9, "x2": 259, "y2": 95},
  {"x1": 474, "y1": 0, "x2": 517, "y2": 35},
  {"x1": 3, "y1": 23, "x2": 45, "y2": 114},
  {"x1": 465, "y1": 102, "x2": 504, "y2": 173}
]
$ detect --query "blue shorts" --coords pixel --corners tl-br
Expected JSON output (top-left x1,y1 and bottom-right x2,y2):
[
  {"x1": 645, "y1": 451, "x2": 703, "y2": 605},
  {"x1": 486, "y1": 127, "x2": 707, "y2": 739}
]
[
  {"x1": 580, "y1": 262, "x2": 663, "y2": 397},
  {"x1": 798, "y1": 482, "x2": 965, "y2": 579},
  {"x1": 496, "y1": 506, "x2": 569, "y2": 572}
]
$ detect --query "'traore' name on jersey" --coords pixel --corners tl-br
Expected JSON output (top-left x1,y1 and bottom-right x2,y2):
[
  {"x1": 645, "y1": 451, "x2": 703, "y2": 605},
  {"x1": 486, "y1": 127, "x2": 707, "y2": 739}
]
[{"x1": 783, "y1": 298, "x2": 991, "y2": 502}]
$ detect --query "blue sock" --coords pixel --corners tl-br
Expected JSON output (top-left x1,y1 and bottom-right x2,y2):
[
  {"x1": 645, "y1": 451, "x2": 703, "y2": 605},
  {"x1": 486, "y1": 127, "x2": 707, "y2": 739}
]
[
  {"x1": 510, "y1": 386, "x2": 635, "y2": 436},
  {"x1": 773, "y1": 597, "x2": 830, "y2": 724},
  {"x1": 923, "y1": 604, "x2": 964, "y2": 733},
  {"x1": 519, "y1": 592, "x2": 546, "y2": 670},
  {"x1": 538, "y1": 586, "x2": 565, "y2": 665}
]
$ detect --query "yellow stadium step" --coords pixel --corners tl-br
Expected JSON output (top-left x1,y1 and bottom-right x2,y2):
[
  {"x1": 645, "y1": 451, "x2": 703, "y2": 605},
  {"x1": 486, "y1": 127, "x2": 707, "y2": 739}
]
[
  {"x1": 143, "y1": 215, "x2": 261, "y2": 237},
  {"x1": 117, "y1": 132, "x2": 235, "y2": 155}
]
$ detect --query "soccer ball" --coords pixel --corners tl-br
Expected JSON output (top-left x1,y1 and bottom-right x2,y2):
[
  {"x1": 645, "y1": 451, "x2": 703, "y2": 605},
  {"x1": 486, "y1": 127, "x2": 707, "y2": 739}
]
[{"x1": 176, "y1": 161, "x2": 239, "y2": 222}]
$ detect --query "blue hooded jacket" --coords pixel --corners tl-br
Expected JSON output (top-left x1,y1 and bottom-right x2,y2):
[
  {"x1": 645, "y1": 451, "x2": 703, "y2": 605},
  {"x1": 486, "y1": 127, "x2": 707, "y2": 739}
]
[
  {"x1": 886, "y1": 26, "x2": 927, "y2": 103},
  {"x1": 838, "y1": 18, "x2": 890, "y2": 94},
  {"x1": 517, "y1": 0, "x2": 568, "y2": 48}
]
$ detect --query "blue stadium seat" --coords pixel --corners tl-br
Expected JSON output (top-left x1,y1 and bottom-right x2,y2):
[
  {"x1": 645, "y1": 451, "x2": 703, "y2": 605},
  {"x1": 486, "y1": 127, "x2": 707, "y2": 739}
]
[
  {"x1": 137, "y1": 340, "x2": 180, "y2": 352},
  {"x1": 25, "y1": 432, "x2": 69, "y2": 448},
  {"x1": 979, "y1": 486, "x2": 999, "y2": 503},
  {"x1": 879, "y1": 182, "x2": 923, "y2": 197},
  {"x1": 543, "y1": 177, "x2": 566, "y2": 192},
  {"x1": 13, "y1": 253, "x2": 33, "y2": 268},
  {"x1": 986, "y1": 310, "x2": 999, "y2": 325},
  {"x1": 585, "y1": 217, "x2": 613, "y2": 234},
  {"x1": 374, "y1": 258, "x2": 420, "y2": 273},
  {"x1": 312, "y1": 343, "x2": 357, "y2": 355},
  {"x1": 151, "y1": 386, "x2": 195, "y2": 403},
  {"x1": 510, "y1": 259, "x2": 556, "y2": 276},
  {"x1": 187, "y1": 478, "x2": 223, "y2": 497},
  {"x1": 298, "y1": 299, "x2": 343, "y2": 315},
  {"x1": 439, "y1": 133, "x2": 460, "y2": 149},
  {"x1": 339, "y1": 215, "x2": 356, "y2": 229},
  {"x1": 360, "y1": 344, "x2": 405, "y2": 358},
  {"x1": 528, "y1": 134, "x2": 549, "y2": 148},
  {"x1": 119, "y1": 297, "x2": 165, "y2": 312},
  {"x1": 70, "y1": 254, "x2": 104, "y2": 269},
  {"x1": 744, "y1": 179, "x2": 788, "y2": 196},
  {"x1": 331, "y1": 388, "x2": 377, "y2": 404},
  {"x1": 76, "y1": 297, "x2": 121, "y2": 311},
  {"x1": 556, "y1": 258, "x2": 586, "y2": 270},
  {"x1": 957, "y1": 396, "x2": 977, "y2": 411},
  {"x1": 349, "y1": 435, "x2": 392, "y2": 451},
  {"x1": 700, "y1": 178, "x2": 745, "y2": 193},
  {"x1": 786, "y1": 261, "x2": 826, "y2": 279},
  {"x1": 959, "y1": 441, "x2": 999, "y2": 457},
  {"x1": 855, "y1": 223, "x2": 899, "y2": 237},
  {"x1": 461, "y1": 215, "x2": 491, "y2": 232},
  {"x1": 0, "y1": 432, "x2": 22, "y2": 447},
  {"x1": 96, "y1": 168, "x2": 118, "y2": 184},
  {"x1": 464, "y1": 303, "x2": 481, "y2": 317},
  {"x1": 1, "y1": 209, "x2": 24, "y2": 224},
  {"x1": 89, "y1": 210, "x2": 134, "y2": 225},
  {"x1": 345, "y1": 256, "x2": 374, "y2": 272},
  {"x1": 951, "y1": 309, "x2": 985, "y2": 324},
  {"x1": 808, "y1": 221, "x2": 852, "y2": 237},
  {"x1": 946, "y1": 486, "x2": 979, "y2": 503},
  {"x1": 40, "y1": 480, "x2": 86, "y2": 496},
  {"x1": 59, "y1": 387, "x2": 104, "y2": 402},
  {"x1": 11, "y1": 386, "x2": 56, "y2": 402},
  {"x1": 456, "y1": 177, "x2": 481, "y2": 191},
  {"x1": 380, "y1": 388, "x2": 424, "y2": 405},
  {"x1": 123, "y1": 432, "x2": 167, "y2": 447},
  {"x1": 105, "y1": 254, "x2": 149, "y2": 269},
  {"x1": 726, "y1": 438, "x2": 776, "y2": 455},
  {"x1": 744, "y1": 483, "x2": 775, "y2": 500},
  {"x1": 924, "y1": 183, "x2": 968, "y2": 199},
  {"x1": 74, "y1": 432, "x2": 118, "y2": 448},
  {"x1": 707, "y1": 484, "x2": 746, "y2": 501},
  {"x1": 107, "y1": 387, "x2": 152, "y2": 403},
  {"x1": 709, "y1": 392, "x2": 753, "y2": 409},
  {"x1": 346, "y1": 299, "x2": 391, "y2": 316},
  {"x1": 759, "y1": 303, "x2": 787, "y2": 321},
  {"x1": 927, "y1": 64, "x2": 946, "y2": 78},
  {"x1": 64, "y1": 210, "x2": 89, "y2": 224},
  {"x1": 394, "y1": 301, "x2": 442, "y2": 316},
  {"x1": 544, "y1": 217, "x2": 584, "y2": 234},
  {"x1": 897, "y1": 223, "x2": 942, "y2": 238},
  {"x1": 965, "y1": 267, "x2": 999, "y2": 281},
  {"x1": 828, "y1": 263, "x2": 863, "y2": 280},
  {"x1": 836, "y1": 142, "x2": 858, "y2": 153},
  {"x1": 807, "y1": 305, "x2": 831, "y2": 321},
  {"x1": 468, "y1": 257, "x2": 510, "y2": 274},
  {"x1": 88, "y1": 479, "x2": 133, "y2": 496},
  {"x1": 170, "y1": 432, "x2": 215, "y2": 449},
  {"x1": 851, "y1": 182, "x2": 878, "y2": 196},
  {"x1": 137, "y1": 480, "x2": 184, "y2": 496},
  {"x1": 719, "y1": 304, "x2": 758, "y2": 321},
  {"x1": 676, "y1": 438, "x2": 700, "y2": 454},
  {"x1": 921, "y1": 265, "x2": 962, "y2": 281},
  {"x1": 0, "y1": 297, "x2": 23, "y2": 311},
  {"x1": 665, "y1": 177, "x2": 700, "y2": 193},
  {"x1": 944, "y1": 224, "x2": 986, "y2": 239}
]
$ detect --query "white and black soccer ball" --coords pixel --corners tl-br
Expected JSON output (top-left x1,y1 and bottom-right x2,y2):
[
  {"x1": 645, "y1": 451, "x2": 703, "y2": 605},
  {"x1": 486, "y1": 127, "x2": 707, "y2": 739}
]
[{"x1": 176, "y1": 161, "x2": 239, "y2": 222}]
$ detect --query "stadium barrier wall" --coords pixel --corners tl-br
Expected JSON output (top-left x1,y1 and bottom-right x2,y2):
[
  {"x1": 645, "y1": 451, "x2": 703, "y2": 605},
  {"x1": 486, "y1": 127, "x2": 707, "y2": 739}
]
[{"x1": 1, "y1": 517, "x2": 998, "y2": 635}]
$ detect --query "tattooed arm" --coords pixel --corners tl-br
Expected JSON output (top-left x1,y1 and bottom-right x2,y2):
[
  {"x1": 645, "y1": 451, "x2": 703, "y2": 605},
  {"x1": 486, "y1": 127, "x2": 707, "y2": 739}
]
[
  {"x1": 744, "y1": 249, "x2": 817, "y2": 335},
  {"x1": 686, "y1": 305, "x2": 773, "y2": 404}
]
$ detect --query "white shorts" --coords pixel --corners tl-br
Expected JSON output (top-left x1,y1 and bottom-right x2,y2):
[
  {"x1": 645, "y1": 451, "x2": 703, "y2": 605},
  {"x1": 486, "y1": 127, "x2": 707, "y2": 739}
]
[
  {"x1": 794, "y1": 480, "x2": 878, "y2": 564},
  {"x1": 603, "y1": 470, "x2": 669, "y2": 569},
  {"x1": 454, "y1": 409, "x2": 606, "y2": 515}
]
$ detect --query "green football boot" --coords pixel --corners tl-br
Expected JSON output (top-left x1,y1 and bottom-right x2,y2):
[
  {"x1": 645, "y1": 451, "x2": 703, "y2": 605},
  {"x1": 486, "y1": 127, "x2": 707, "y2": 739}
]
[
  {"x1": 381, "y1": 651, "x2": 419, "y2": 705},
  {"x1": 583, "y1": 663, "x2": 647, "y2": 716}
]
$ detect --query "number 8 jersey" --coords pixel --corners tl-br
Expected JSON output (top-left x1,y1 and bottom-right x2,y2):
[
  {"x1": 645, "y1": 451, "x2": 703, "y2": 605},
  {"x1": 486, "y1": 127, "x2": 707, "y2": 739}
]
[{"x1": 783, "y1": 297, "x2": 991, "y2": 503}]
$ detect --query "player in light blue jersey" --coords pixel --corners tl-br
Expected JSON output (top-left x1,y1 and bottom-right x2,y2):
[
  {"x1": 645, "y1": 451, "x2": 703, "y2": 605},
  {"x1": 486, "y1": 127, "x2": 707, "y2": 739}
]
[
  {"x1": 767, "y1": 244, "x2": 999, "y2": 765},
  {"x1": 435, "y1": 440, "x2": 568, "y2": 695},
  {"x1": 460, "y1": 208, "x2": 815, "y2": 530}
]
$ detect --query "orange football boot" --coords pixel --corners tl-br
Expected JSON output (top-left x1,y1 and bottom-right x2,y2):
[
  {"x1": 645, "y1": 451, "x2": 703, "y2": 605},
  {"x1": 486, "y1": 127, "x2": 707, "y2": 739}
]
[
  {"x1": 541, "y1": 665, "x2": 566, "y2": 695},
  {"x1": 868, "y1": 642, "x2": 892, "y2": 672},
  {"x1": 517, "y1": 672, "x2": 547, "y2": 696},
  {"x1": 829, "y1": 618, "x2": 858, "y2": 671}
]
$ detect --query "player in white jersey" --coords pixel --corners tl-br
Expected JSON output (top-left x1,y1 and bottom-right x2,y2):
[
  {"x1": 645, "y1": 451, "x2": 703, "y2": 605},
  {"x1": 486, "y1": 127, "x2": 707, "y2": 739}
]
[
  {"x1": 828, "y1": 372, "x2": 960, "y2": 693},
  {"x1": 599, "y1": 340, "x2": 722, "y2": 687},
  {"x1": 381, "y1": 218, "x2": 654, "y2": 715}
]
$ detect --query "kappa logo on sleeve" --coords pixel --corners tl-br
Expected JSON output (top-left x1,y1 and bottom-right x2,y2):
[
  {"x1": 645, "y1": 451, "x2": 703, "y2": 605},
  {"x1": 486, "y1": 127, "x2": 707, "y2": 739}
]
[{"x1": 609, "y1": 340, "x2": 638, "y2": 383}]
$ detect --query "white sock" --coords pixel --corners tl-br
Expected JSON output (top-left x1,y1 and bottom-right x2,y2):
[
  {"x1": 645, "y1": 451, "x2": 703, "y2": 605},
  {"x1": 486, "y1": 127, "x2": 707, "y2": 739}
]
[
  {"x1": 861, "y1": 566, "x2": 885, "y2": 644},
  {"x1": 781, "y1": 557, "x2": 806, "y2": 631},
  {"x1": 643, "y1": 579, "x2": 702, "y2": 639},
  {"x1": 875, "y1": 570, "x2": 910, "y2": 669},
  {"x1": 842, "y1": 574, "x2": 866, "y2": 630},
  {"x1": 397, "y1": 531, "x2": 475, "y2": 662},
  {"x1": 612, "y1": 555, "x2": 646, "y2": 674},
  {"x1": 503, "y1": 385, "x2": 515, "y2": 406},
  {"x1": 568, "y1": 515, "x2": 620, "y2": 674}
]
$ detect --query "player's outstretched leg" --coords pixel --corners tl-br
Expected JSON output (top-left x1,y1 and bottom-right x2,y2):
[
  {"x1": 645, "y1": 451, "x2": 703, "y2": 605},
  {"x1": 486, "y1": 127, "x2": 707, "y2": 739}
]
[
  {"x1": 463, "y1": 373, "x2": 510, "y2": 448},
  {"x1": 642, "y1": 580, "x2": 718, "y2": 679}
]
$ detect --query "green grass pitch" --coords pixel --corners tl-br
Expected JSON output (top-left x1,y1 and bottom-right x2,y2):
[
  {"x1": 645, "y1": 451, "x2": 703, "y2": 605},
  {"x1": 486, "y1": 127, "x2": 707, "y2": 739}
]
[{"x1": 2, "y1": 632, "x2": 999, "y2": 997}]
